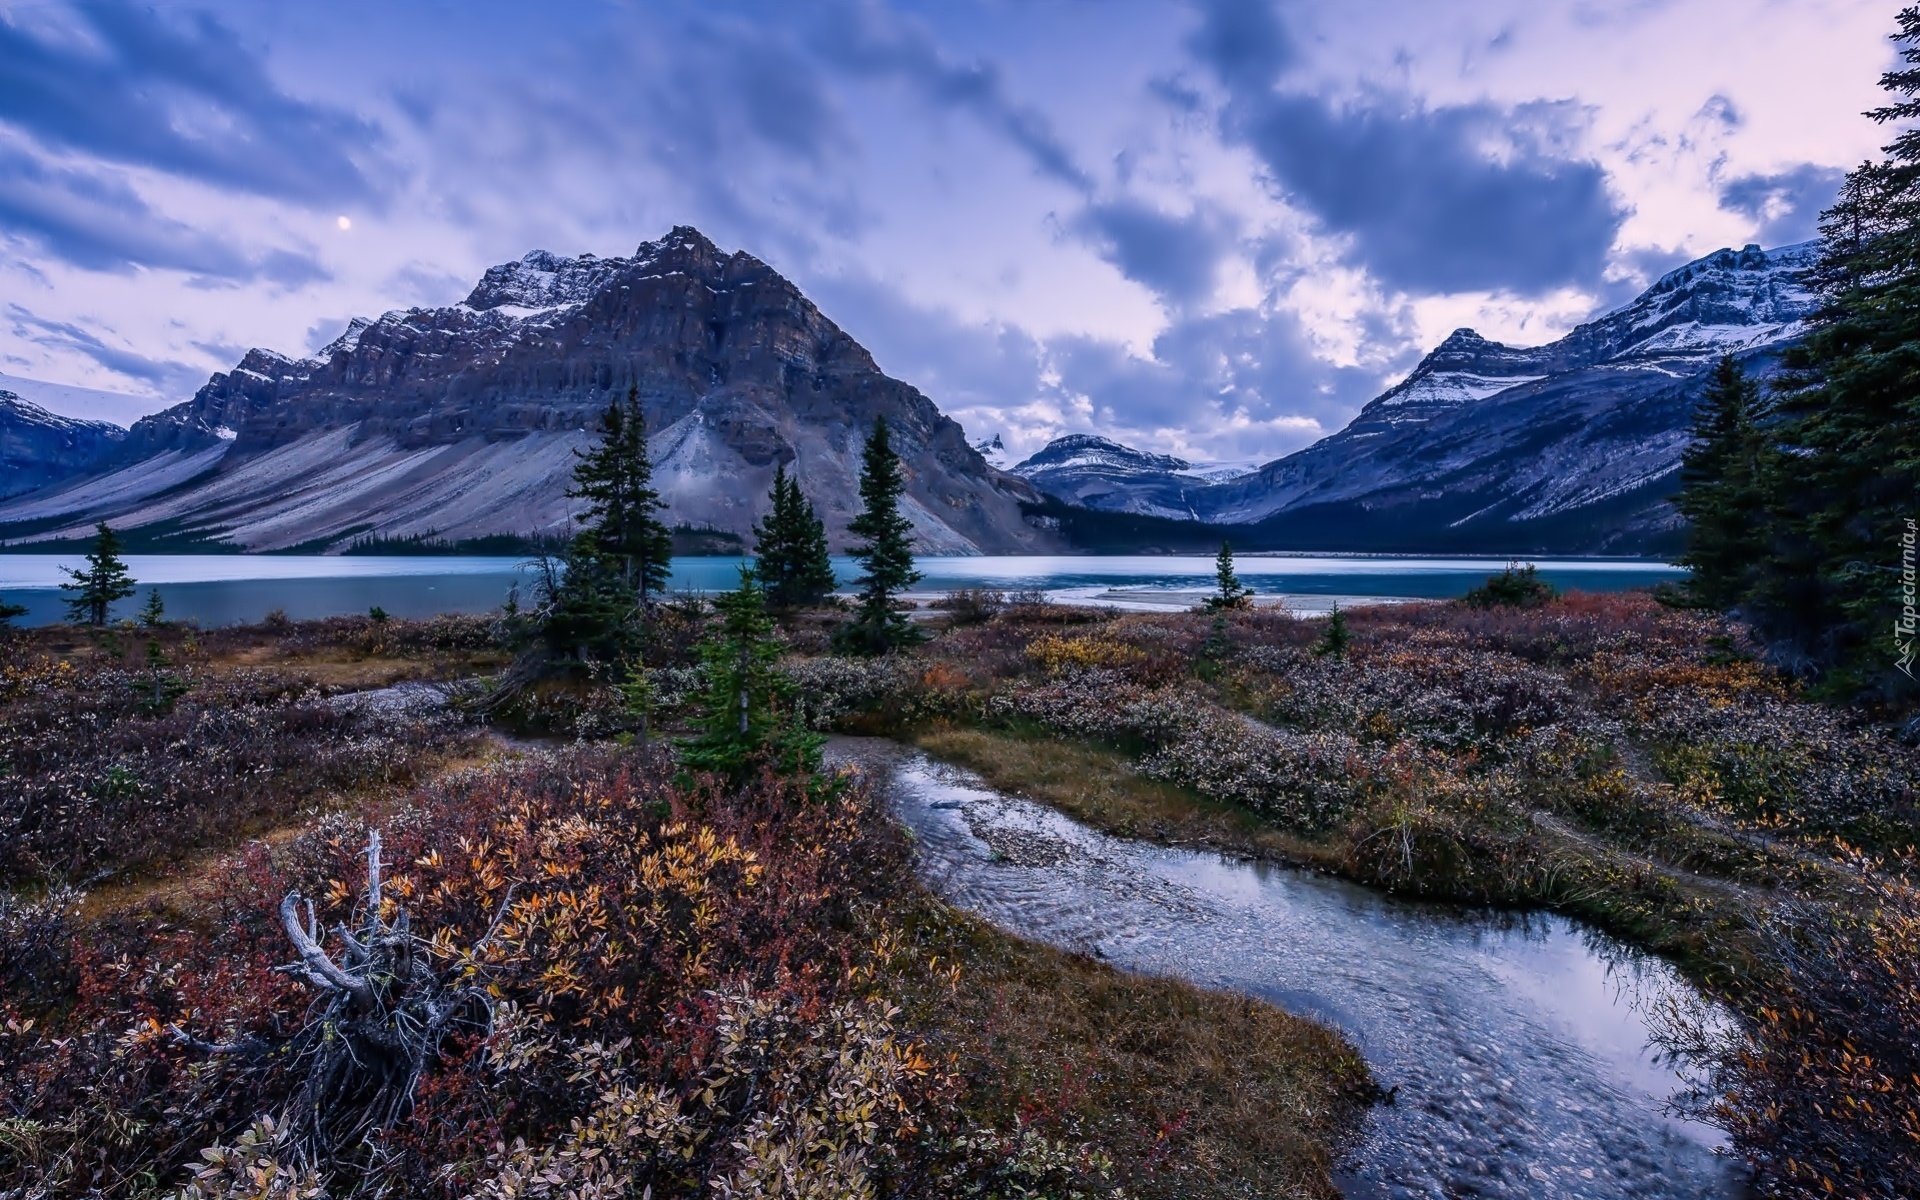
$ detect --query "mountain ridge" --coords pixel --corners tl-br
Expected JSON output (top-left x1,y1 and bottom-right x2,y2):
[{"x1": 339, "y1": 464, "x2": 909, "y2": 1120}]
[
  {"x1": 0, "y1": 227, "x2": 1056, "y2": 555},
  {"x1": 1019, "y1": 241, "x2": 1819, "y2": 553}
]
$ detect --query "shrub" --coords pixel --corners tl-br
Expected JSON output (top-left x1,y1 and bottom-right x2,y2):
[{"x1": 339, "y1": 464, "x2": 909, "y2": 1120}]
[
  {"x1": 1658, "y1": 860, "x2": 1920, "y2": 1199},
  {"x1": 1462, "y1": 562, "x2": 1557, "y2": 609}
]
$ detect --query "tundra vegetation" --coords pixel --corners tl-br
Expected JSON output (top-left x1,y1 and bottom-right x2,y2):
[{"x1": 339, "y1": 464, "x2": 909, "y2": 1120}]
[
  {"x1": 0, "y1": 593, "x2": 1372, "y2": 1197},
  {"x1": 775, "y1": 582, "x2": 1920, "y2": 1199}
]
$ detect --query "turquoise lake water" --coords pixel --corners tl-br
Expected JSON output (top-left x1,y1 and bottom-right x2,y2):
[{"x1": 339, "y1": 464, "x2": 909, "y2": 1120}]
[{"x1": 0, "y1": 553, "x2": 1682, "y2": 627}]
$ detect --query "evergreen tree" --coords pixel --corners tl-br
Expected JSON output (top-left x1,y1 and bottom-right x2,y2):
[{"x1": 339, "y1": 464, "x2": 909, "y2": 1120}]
[
  {"x1": 834, "y1": 417, "x2": 924, "y2": 656},
  {"x1": 1314, "y1": 604, "x2": 1351, "y2": 659},
  {"x1": 0, "y1": 597, "x2": 27, "y2": 628},
  {"x1": 538, "y1": 387, "x2": 673, "y2": 663},
  {"x1": 1743, "y1": 6, "x2": 1920, "y2": 699},
  {"x1": 1674, "y1": 357, "x2": 1768, "y2": 610},
  {"x1": 1204, "y1": 541, "x2": 1253, "y2": 611},
  {"x1": 129, "y1": 590, "x2": 187, "y2": 711},
  {"x1": 752, "y1": 463, "x2": 837, "y2": 610},
  {"x1": 680, "y1": 567, "x2": 821, "y2": 780},
  {"x1": 534, "y1": 539, "x2": 637, "y2": 664},
  {"x1": 61, "y1": 523, "x2": 136, "y2": 626},
  {"x1": 568, "y1": 385, "x2": 673, "y2": 603}
]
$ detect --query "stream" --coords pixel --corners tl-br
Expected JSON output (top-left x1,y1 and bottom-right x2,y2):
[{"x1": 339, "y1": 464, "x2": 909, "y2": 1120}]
[{"x1": 826, "y1": 737, "x2": 1749, "y2": 1200}]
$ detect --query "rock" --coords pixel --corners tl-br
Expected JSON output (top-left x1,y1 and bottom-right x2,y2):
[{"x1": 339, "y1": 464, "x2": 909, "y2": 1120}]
[
  {"x1": 0, "y1": 392, "x2": 125, "y2": 501},
  {"x1": 0, "y1": 226, "x2": 1056, "y2": 555}
]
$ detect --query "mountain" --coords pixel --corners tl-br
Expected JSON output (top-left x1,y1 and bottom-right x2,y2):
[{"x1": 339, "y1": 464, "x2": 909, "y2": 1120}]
[
  {"x1": 0, "y1": 227, "x2": 1054, "y2": 554},
  {"x1": 1018, "y1": 242, "x2": 1820, "y2": 555},
  {"x1": 0, "y1": 393, "x2": 126, "y2": 502},
  {"x1": 1007, "y1": 434, "x2": 1260, "y2": 521},
  {"x1": 0, "y1": 372, "x2": 159, "y2": 429}
]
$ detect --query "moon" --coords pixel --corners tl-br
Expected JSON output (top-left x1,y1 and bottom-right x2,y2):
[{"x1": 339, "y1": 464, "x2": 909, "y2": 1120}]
[{"x1": 336, "y1": 216, "x2": 352, "y2": 231}]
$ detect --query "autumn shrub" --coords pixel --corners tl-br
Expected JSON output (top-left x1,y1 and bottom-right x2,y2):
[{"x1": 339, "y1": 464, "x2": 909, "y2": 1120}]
[
  {"x1": 0, "y1": 747, "x2": 974, "y2": 1198},
  {"x1": 0, "y1": 654, "x2": 475, "y2": 885},
  {"x1": 1659, "y1": 859, "x2": 1920, "y2": 1199}
]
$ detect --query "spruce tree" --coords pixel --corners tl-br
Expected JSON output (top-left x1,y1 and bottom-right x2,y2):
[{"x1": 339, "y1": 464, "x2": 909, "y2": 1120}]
[
  {"x1": 0, "y1": 597, "x2": 26, "y2": 628},
  {"x1": 61, "y1": 523, "x2": 136, "y2": 626},
  {"x1": 539, "y1": 387, "x2": 673, "y2": 663},
  {"x1": 752, "y1": 463, "x2": 837, "y2": 610},
  {"x1": 680, "y1": 566, "x2": 821, "y2": 779},
  {"x1": 835, "y1": 417, "x2": 924, "y2": 656},
  {"x1": 139, "y1": 588, "x2": 166, "y2": 628},
  {"x1": 1744, "y1": 6, "x2": 1920, "y2": 699},
  {"x1": 1675, "y1": 356, "x2": 1767, "y2": 610},
  {"x1": 1314, "y1": 604, "x2": 1351, "y2": 659},
  {"x1": 1204, "y1": 541, "x2": 1253, "y2": 611},
  {"x1": 568, "y1": 384, "x2": 673, "y2": 603},
  {"x1": 536, "y1": 538, "x2": 635, "y2": 664}
]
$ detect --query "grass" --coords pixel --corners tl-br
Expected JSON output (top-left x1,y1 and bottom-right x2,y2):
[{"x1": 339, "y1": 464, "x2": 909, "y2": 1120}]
[
  {"x1": 896, "y1": 902, "x2": 1374, "y2": 1200},
  {"x1": 915, "y1": 724, "x2": 1329, "y2": 865},
  {"x1": 917, "y1": 722, "x2": 1770, "y2": 986}
]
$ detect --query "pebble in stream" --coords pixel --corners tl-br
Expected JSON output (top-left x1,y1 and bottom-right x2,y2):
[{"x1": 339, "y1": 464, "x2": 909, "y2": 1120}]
[{"x1": 827, "y1": 738, "x2": 1752, "y2": 1200}]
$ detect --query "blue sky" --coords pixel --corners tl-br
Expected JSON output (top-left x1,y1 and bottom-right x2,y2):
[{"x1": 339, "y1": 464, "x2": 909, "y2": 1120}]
[{"x1": 0, "y1": 0, "x2": 1898, "y2": 459}]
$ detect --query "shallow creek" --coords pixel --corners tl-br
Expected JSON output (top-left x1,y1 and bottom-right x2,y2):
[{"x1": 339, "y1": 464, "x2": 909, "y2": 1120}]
[{"x1": 826, "y1": 737, "x2": 1749, "y2": 1200}]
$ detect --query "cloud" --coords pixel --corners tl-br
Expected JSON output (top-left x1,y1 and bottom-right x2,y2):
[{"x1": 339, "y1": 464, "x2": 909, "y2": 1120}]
[
  {"x1": 1185, "y1": 0, "x2": 1627, "y2": 297},
  {"x1": 0, "y1": 144, "x2": 329, "y2": 282},
  {"x1": 811, "y1": 1, "x2": 1091, "y2": 192},
  {"x1": 7, "y1": 304, "x2": 198, "y2": 390},
  {"x1": 0, "y1": 0, "x2": 386, "y2": 205},
  {"x1": 1072, "y1": 200, "x2": 1240, "y2": 308},
  {"x1": 813, "y1": 262, "x2": 1383, "y2": 463},
  {"x1": 1183, "y1": 0, "x2": 1296, "y2": 90},
  {"x1": 1719, "y1": 164, "x2": 1843, "y2": 248}
]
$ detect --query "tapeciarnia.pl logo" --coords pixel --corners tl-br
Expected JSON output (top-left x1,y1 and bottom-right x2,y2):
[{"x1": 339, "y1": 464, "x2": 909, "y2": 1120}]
[{"x1": 1899, "y1": 517, "x2": 1917, "y2": 680}]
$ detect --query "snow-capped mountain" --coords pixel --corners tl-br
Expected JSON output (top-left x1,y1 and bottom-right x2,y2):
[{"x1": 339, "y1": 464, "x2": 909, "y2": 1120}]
[
  {"x1": 0, "y1": 393, "x2": 125, "y2": 501},
  {"x1": 0, "y1": 227, "x2": 1055, "y2": 554},
  {"x1": 1197, "y1": 242, "x2": 1819, "y2": 550},
  {"x1": 971, "y1": 434, "x2": 1011, "y2": 469},
  {"x1": 1015, "y1": 242, "x2": 1821, "y2": 554},
  {"x1": 1009, "y1": 434, "x2": 1259, "y2": 521}
]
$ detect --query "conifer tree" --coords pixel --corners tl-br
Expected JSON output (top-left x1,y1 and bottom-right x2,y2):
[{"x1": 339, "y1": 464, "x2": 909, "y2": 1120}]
[
  {"x1": 568, "y1": 384, "x2": 673, "y2": 603},
  {"x1": 1314, "y1": 603, "x2": 1351, "y2": 659},
  {"x1": 680, "y1": 567, "x2": 821, "y2": 779},
  {"x1": 0, "y1": 597, "x2": 27, "y2": 628},
  {"x1": 752, "y1": 463, "x2": 837, "y2": 610},
  {"x1": 61, "y1": 523, "x2": 136, "y2": 626},
  {"x1": 139, "y1": 588, "x2": 166, "y2": 628},
  {"x1": 1204, "y1": 541, "x2": 1253, "y2": 611},
  {"x1": 1674, "y1": 356, "x2": 1767, "y2": 610},
  {"x1": 1742, "y1": 6, "x2": 1920, "y2": 698},
  {"x1": 536, "y1": 538, "x2": 634, "y2": 664},
  {"x1": 835, "y1": 417, "x2": 924, "y2": 656},
  {"x1": 539, "y1": 387, "x2": 673, "y2": 663}
]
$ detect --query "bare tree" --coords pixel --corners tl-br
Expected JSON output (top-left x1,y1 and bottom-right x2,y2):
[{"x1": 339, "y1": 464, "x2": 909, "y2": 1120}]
[{"x1": 175, "y1": 830, "x2": 512, "y2": 1186}]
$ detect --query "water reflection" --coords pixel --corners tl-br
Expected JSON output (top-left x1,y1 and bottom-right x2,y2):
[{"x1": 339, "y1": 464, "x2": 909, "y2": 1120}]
[{"x1": 828, "y1": 737, "x2": 1748, "y2": 1200}]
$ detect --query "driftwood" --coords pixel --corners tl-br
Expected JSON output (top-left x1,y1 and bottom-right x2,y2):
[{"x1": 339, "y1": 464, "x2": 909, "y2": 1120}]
[{"x1": 174, "y1": 829, "x2": 509, "y2": 1186}]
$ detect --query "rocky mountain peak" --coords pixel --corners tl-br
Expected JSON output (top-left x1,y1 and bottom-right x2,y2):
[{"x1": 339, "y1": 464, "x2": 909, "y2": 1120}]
[
  {"x1": 2, "y1": 225, "x2": 1051, "y2": 555},
  {"x1": 1016, "y1": 433, "x2": 1191, "y2": 474}
]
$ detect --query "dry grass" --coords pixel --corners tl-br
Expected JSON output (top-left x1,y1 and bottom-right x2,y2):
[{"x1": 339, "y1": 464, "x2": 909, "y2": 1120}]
[
  {"x1": 915, "y1": 725, "x2": 1338, "y2": 867},
  {"x1": 899, "y1": 903, "x2": 1373, "y2": 1200}
]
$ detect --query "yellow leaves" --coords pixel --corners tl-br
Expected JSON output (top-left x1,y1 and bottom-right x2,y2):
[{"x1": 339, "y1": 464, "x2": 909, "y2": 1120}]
[{"x1": 1025, "y1": 634, "x2": 1146, "y2": 675}]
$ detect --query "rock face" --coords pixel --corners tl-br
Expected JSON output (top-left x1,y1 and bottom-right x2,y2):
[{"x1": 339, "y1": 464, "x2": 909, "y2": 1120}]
[
  {"x1": 0, "y1": 393, "x2": 125, "y2": 501},
  {"x1": 0, "y1": 227, "x2": 1054, "y2": 554},
  {"x1": 1021, "y1": 242, "x2": 1821, "y2": 555}
]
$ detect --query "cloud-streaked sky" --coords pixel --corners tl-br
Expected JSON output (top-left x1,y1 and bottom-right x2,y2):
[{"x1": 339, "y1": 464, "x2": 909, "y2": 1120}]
[{"x1": 0, "y1": 0, "x2": 1900, "y2": 459}]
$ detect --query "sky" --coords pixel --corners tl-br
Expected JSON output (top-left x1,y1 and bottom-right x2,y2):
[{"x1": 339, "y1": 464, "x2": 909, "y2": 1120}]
[{"x1": 0, "y1": 0, "x2": 1903, "y2": 461}]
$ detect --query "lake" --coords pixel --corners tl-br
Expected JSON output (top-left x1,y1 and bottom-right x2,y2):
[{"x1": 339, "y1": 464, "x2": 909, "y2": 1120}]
[{"x1": 0, "y1": 553, "x2": 1683, "y2": 627}]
